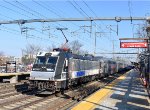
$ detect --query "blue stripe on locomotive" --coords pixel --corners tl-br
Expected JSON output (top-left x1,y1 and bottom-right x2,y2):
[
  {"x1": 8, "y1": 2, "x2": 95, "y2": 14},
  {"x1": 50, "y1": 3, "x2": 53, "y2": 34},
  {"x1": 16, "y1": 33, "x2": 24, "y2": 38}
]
[{"x1": 76, "y1": 71, "x2": 85, "y2": 77}]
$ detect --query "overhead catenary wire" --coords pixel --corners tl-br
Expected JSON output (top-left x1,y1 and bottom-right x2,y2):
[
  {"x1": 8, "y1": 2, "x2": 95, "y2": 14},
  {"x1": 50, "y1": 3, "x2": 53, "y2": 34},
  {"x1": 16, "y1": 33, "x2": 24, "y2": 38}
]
[
  {"x1": 0, "y1": 1, "x2": 148, "y2": 56},
  {"x1": 66, "y1": 1, "x2": 98, "y2": 50},
  {"x1": 3, "y1": 0, "x2": 39, "y2": 19},
  {"x1": 72, "y1": 0, "x2": 93, "y2": 38},
  {"x1": 81, "y1": 1, "x2": 112, "y2": 43},
  {"x1": 30, "y1": 0, "x2": 72, "y2": 40},
  {"x1": 1, "y1": 26, "x2": 50, "y2": 41},
  {"x1": 0, "y1": 16, "x2": 147, "y2": 54},
  {"x1": 32, "y1": 0, "x2": 94, "y2": 49},
  {"x1": 3, "y1": 0, "x2": 57, "y2": 41},
  {"x1": 68, "y1": 1, "x2": 99, "y2": 45},
  {"x1": 32, "y1": 0, "x2": 89, "y2": 35},
  {"x1": 82, "y1": 1, "x2": 142, "y2": 56},
  {"x1": 0, "y1": 18, "x2": 59, "y2": 43},
  {"x1": 39, "y1": 1, "x2": 70, "y2": 19},
  {"x1": 0, "y1": 13, "x2": 14, "y2": 20},
  {"x1": 15, "y1": 0, "x2": 46, "y2": 19},
  {"x1": 82, "y1": 0, "x2": 97, "y2": 18},
  {"x1": 42, "y1": 0, "x2": 92, "y2": 36},
  {"x1": 1, "y1": 1, "x2": 87, "y2": 47},
  {"x1": 0, "y1": 2, "x2": 43, "y2": 40},
  {"x1": 1, "y1": 26, "x2": 42, "y2": 40},
  {"x1": 0, "y1": 3, "x2": 32, "y2": 19},
  {"x1": 82, "y1": 0, "x2": 125, "y2": 47},
  {"x1": 68, "y1": 1, "x2": 87, "y2": 18},
  {"x1": 15, "y1": 0, "x2": 65, "y2": 29},
  {"x1": 75, "y1": 0, "x2": 116, "y2": 54},
  {"x1": 82, "y1": 2, "x2": 109, "y2": 54},
  {"x1": 32, "y1": 0, "x2": 62, "y2": 18},
  {"x1": 82, "y1": 1, "x2": 114, "y2": 31},
  {"x1": 82, "y1": 0, "x2": 104, "y2": 35},
  {"x1": 23, "y1": 0, "x2": 76, "y2": 45},
  {"x1": 15, "y1": 0, "x2": 58, "y2": 37},
  {"x1": 73, "y1": 0, "x2": 91, "y2": 18},
  {"x1": 29, "y1": 1, "x2": 63, "y2": 28},
  {"x1": 3, "y1": 26, "x2": 64, "y2": 46},
  {"x1": 128, "y1": 0, "x2": 133, "y2": 23}
]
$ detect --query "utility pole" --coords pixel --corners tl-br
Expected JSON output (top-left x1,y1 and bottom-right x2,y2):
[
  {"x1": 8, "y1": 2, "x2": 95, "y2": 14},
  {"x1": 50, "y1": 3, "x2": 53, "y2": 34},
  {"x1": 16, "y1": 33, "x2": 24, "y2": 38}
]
[
  {"x1": 21, "y1": 27, "x2": 34, "y2": 38},
  {"x1": 112, "y1": 39, "x2": 115, "y2": 59},
  {"x1": 107, "y1": 25, "x2": 118, "y2": 59},
  {"x1": 80, "y1": 25, "x2": 92, "y2": 37},
  {"x1": 146, "y1": 25, "x2": 150, "y2": 90},
  {"x1": 90, "y1": 20, "x2": 93, "y2": 38},
  {"x1": 94, "y1": 25, "x2": 97, "y2": 56}
]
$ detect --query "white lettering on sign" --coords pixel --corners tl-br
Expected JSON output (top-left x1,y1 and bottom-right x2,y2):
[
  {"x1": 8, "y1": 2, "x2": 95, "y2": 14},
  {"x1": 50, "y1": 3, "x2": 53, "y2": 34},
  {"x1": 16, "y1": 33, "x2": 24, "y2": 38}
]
[{"x1": 120, "y1": 42, "x2": 148, "y2": 48}]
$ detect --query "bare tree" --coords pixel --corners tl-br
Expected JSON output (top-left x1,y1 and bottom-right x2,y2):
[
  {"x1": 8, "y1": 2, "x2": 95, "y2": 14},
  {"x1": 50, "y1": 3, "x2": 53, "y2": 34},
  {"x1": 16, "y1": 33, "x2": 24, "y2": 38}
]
[
  {"x1": 0, "y1": 51, "x2": 4, "y2": 56},
  {"x1": 69, "y1": 40, "x2": 83, "y2": 54},
  {"x1": 136, "y1": 22, "x2": 147, "y2": 38},
  {"x1": 80, "y1": 49, "x2": 89, "y2": 55},
  {"x1": 22, "y1": 44, "x2": 42, "y2": 65},
  {"x1": 136, "y1": 22, "x2": 148, "y2": 52},
  {"x1": 22, "y1": 44, "x2": 42, "y2": 56},
  {"x1": 46, "y1": 44, "x2": 56, "y2": 52},
  {"x1": 0, "y1": 51, "x2": 5, "y2": 66}
]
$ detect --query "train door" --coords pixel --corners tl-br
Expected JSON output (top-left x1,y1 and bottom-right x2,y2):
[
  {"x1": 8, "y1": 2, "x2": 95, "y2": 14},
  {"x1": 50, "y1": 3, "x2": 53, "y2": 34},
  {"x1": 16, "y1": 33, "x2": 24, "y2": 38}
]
[
  {"x1": 99, "y1": 60, "x2": 105, "y2": 78},
  {"x1": 62, "y1": 58, "x2": 69, "y2": 88}
]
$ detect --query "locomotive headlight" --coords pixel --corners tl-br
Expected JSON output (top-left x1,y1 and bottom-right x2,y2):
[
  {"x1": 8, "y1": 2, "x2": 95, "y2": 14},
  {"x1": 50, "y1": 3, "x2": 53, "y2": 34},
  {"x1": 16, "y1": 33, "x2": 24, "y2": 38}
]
[
  {"x1": 29, "y1": 77, "x2": 35, "y2": 80},
  {"x1": 32, "y1": 68, "x2": 40, "y2": 71},
  {"x1": 47, "y1": 68, "x2": 54, "y2": 72}
]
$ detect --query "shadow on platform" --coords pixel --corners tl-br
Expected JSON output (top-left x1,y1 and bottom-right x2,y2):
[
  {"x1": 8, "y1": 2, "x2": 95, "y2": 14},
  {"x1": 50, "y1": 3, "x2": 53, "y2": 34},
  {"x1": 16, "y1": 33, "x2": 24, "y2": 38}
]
[{"x1": 94, "y1": 71, "x2": 149, "y2": 110}]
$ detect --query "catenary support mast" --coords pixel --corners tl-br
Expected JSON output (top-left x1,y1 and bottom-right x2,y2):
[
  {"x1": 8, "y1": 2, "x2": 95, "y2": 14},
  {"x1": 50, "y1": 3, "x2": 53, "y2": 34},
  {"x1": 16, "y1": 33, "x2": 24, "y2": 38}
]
[{"x1": 0, "y1": 17, "x2": 149, "y2": 24}]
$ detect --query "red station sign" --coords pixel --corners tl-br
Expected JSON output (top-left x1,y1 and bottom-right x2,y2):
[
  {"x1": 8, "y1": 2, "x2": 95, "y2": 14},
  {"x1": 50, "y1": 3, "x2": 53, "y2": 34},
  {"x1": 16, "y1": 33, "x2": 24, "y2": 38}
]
[{"x1": 120, "y1": 42, "x2": 148, "y2": 48}]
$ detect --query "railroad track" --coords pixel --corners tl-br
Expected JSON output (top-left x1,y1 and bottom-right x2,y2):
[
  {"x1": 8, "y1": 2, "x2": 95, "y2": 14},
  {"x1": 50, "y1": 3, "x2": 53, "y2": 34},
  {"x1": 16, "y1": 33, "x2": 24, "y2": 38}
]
[
  {"x1": 0, "y1": 82, "x2": 28, "y2": 92},
  {"x1": 48, "y1": 73, "x2": 123, "y2": 110},
  {"x1": 0, "y1": 83, "x2": 29, "y2": 99},
  {"x1": 0, "y1": 90, "x2": 35, "y2": 105},
  {"x1": 0, "y1": 87, "x2": 16, "y2": 94},
  {"x1": 0, "y1": 73, "x2": 123, "y2": 110}
]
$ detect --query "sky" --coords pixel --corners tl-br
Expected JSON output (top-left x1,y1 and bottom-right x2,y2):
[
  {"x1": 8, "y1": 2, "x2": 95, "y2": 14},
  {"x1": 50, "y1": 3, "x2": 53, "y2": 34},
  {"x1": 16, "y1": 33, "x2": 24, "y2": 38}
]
[{"x1": 0, "y1": 0, "x2": 149, "y2": 61}]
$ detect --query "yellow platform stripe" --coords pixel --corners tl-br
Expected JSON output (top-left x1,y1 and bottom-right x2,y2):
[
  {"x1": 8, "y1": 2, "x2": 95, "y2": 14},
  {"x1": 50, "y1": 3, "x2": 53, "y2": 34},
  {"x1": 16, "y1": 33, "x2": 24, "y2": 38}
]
[
  {"x1": 0, "y1": 72, "x2": 30, "y2": 76},
  {"x1": 71, "y1": 73, "x2": 128, "y2": 110}
]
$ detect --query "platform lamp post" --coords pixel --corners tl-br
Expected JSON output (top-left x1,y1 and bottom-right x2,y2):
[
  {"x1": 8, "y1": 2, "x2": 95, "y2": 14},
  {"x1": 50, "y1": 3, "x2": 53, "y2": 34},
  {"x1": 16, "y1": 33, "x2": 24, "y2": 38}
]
[{"x1": 146, "y1": 25, "x2": 150, "y2": 89}]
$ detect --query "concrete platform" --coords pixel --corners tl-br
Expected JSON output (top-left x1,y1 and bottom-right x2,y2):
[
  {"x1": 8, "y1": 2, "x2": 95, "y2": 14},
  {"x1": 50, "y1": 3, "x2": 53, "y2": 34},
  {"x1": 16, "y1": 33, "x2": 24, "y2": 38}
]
[
  {"x1": 71, "y1": 70, "x2": 150, "y2": 110},
  {"x1": 0, "y1": 72, "x2": 30, "y2": 83}
]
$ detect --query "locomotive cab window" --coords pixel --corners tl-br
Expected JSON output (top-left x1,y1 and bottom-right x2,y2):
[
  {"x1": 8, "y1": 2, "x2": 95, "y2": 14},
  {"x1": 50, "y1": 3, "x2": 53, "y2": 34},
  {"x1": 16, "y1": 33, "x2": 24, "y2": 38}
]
[
  {"x1": 32, "y1": 56, "x2": 58, "y2": 72},
  {"x1": 35, "y1": 57, "x2": 46, "y2": 64},
  {"x1": 47, "y1": 57, "x2": 58, "y2": 65},
  {"x1": 46, "y1": 57, "x2": 58, "y2": 71}
]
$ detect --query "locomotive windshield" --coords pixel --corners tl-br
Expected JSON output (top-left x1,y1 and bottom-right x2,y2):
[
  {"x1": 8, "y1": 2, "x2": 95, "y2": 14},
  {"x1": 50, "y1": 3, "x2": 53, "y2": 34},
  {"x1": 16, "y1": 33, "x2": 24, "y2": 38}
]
[
  {"x1": 47, "y1": 57, "x2": 57, "y2": 65},
  {"x1": 32, "y1": 56, "x2": 58, "y2": 72},
  {"x1": 35, "y1": 57, "x2": 46, "y2": 64}
]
